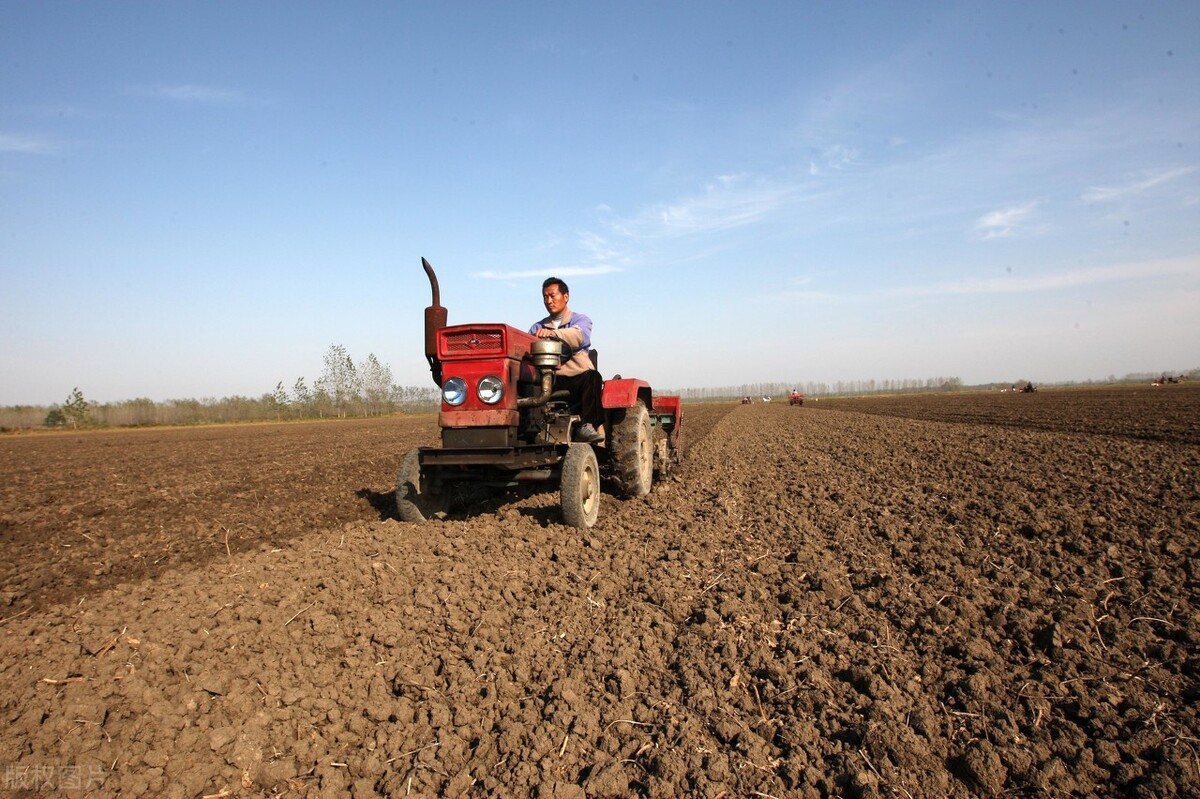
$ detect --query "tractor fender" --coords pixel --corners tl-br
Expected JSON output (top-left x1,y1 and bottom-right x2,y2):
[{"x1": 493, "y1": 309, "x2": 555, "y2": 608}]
[{"x1": 602, "y1": 377, "x2": 652, "y2": 410}]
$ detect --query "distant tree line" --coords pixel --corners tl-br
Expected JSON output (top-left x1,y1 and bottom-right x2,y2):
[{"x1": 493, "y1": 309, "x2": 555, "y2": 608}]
[
  {"x1": 0, "y1": 345, "x2": 440, "y2": 431},
  {"x1": 2, "y1": 362, "x2": 1197, "y2": 431},
  {"x1": 674, "y1": 376, "x2": 966, "y2": 401},
  {"x1": 670, "y1": 367, "x2": 1199, "y2": 402}
]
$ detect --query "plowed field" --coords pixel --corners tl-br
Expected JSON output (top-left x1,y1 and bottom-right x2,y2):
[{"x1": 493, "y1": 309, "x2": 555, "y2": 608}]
[{"x1": 2, "y1": 385, "x2": 1198, "y2": 798}]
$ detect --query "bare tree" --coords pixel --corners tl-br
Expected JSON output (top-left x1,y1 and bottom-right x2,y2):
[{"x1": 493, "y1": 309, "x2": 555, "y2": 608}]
[
  {"x1": 316, "y1": 344, "x2": 359, "y2": 418},
  {"x1": 359, "y1": 353, "x2": 393, "y2": 416},
  {"x1": 266, "y1": 381, "x2": 290, "y2": 420},
  {"x1": 292, "y1": 377, "x2": 313, "y2": 418}
]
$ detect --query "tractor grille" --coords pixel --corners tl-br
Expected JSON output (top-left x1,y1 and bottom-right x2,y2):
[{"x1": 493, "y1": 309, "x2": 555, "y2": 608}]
[{"x1": 443, "y1": 329, "x2": 504, "y2": 356}]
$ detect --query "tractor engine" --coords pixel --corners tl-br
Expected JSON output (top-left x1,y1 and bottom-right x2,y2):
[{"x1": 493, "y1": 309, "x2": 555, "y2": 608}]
[
  {"x1": 432, "y1": 323, "x2": 576, "y2": 448},
  {"x1": 517, "y1": 340, "x2": 577, "y2": 445}
]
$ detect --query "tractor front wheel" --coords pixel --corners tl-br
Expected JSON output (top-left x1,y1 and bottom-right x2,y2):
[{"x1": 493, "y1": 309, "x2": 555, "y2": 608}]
[
  {"x1": 560, "y1": 443, "x2": 600, "y2": 528},
  {"x1": 395, "y1": 447, "x2": 450, "y2": 522}
]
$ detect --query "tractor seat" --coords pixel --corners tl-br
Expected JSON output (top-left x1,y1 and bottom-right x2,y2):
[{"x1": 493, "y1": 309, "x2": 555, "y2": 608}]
[{"x1": 588, "y1": 349, "x2": 598, "y2": 370}]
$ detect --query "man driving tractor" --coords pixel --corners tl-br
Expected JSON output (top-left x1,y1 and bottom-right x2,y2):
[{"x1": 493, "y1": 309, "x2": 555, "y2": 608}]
[
  {"x1": 528, "y1": 277, "x2": 604, "y2": 442},
  {"x1": 400, "y1": 257, "x2": 682, "y2": 528}
]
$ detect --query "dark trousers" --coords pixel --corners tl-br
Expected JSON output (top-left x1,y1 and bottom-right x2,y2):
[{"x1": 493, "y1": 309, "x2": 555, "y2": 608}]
[{"x1": 555, "y1": 370, "x2": 604, "y2": 427}]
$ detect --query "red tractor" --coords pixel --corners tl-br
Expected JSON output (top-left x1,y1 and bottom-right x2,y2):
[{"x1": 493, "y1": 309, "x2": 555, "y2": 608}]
[
  {"x1": 788, "y1": 391, "x2": 805, "y2": 406},
  {"x1": 397, "y1": 259, "x2": 682, "y2": 528}
]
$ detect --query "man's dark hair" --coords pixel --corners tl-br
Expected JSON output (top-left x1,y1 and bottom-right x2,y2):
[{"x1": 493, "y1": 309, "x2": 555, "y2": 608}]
[{"x1": 542, "y1": 277, "x2": 569, "y2": 295}]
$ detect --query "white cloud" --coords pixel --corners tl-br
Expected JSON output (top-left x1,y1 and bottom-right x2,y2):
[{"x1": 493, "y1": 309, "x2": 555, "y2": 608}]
[
  {"x1": 973, "y1": 202, "x2": 1039, "y2": 240},
  {"x1": 0, "y1": 132, "x2": 55, "y2": 154},
  {"x1": 480, "y1": 172, "x2": 811, "y2": 283},
  {"x1": 611, "y1": 175, "x2": 793, "y2": 239},
  {"x1": 474, "y1": 265, "x2": 623, "y2": 280},
  {"x1": 808, "y1": 144, "x2": 861, "y2": 175},
  {"x1": 576, "y1": 231, "x2": 626, "y2": 265},
  {"x1": 1081, "y1": 166, "x2": 1196, "y2": 203}
]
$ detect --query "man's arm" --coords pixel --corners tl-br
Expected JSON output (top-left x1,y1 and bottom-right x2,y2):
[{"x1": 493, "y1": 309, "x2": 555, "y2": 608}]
[
  {"x1": 530, "y1": 313, "x2": 591, "y2": 349},
  {"x1": 554, "y1": 327, "x2": 584, "y2": 348},
  {"x1": 560, "y1": 312, "x2": 591, "y2": 350}
]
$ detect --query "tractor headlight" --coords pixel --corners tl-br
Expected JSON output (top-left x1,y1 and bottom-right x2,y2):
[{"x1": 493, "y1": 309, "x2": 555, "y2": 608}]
[
  {"x1": 478, "y1": 376, "x2": 504, "y2": 404},
  {"x1": 442, "y1": 377, "x2": 467, "y2": 406}
]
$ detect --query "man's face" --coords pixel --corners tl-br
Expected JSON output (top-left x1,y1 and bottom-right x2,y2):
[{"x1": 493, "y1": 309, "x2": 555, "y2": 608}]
[{"x1": 542, "y1": 284, "x2": 568, "y2": 317}]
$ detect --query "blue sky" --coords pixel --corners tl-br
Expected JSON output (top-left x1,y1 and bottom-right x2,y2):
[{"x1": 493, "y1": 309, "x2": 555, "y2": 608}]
[{"x1": 2, "y1": 1, "x2": 1198, "y2": 405}]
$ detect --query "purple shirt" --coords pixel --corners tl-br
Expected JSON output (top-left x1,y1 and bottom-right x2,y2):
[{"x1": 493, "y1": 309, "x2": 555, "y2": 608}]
[{"x1": 529, "y1": 311, "x2": 592, "y2": 359}]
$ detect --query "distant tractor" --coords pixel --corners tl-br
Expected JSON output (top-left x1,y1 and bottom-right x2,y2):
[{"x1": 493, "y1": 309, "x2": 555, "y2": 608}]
[
  {"x1": 789, "y1": 391, "x2": 805, "y2": 406},
  {"x1": 396, "y1": 258, "x2": 682, "y2": 528},
  {"x1": 1019, "y1": 382, "x2": 1037, "y2": 393}
]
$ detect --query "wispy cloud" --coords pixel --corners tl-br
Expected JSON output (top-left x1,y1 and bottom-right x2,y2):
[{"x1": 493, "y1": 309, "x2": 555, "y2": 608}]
[
  {"x1": 134, "y1": 84, "x2": 249, "y2": 105},
  {"x1": 609, "y1": 174, "x2": 794, "y2": 239},
  {"x1": 0, "y1": 132, "x2": 56, "y2": 154},
  {"x1": 475, "y1": 229, "x2": 629, "y2": 281},
  {"x1": 577, "y1": 231, "x2": 627, "y2": 265},
  {"x1": 892, "y1": 256, "x2": 1198, "y2": 297},
  {"x1": 1081, "y1": 166, "x2": 1196, "y2": 203},
  {"x1": 476, "y1": 173, "x2": 801, "y2": 281},
  {"x1": 474, "y1": 264, "x2": 623, "y2": 280},
  {"x1": 973, "y1": 202, "x2": 1039, "y2": 240},
  {"x1": 808, "y1": 144, "x2": 861, "y2": 175}
]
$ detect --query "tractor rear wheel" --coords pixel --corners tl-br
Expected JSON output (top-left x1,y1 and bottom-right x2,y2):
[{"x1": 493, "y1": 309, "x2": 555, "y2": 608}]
[
  {"x1": 395, "y1": 447, "x2": 449, "y2": 522},
  {"x1": 560, "y1": 443, "x2": 600, "y2": 528},
  {"x1": 609, "y1": 400, "x2": 653, "y2": 498}
]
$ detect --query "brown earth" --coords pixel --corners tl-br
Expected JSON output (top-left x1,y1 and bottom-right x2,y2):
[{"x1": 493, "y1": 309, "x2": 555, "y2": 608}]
[{"x1": 1, "y1": 384, "x2": 1197, "y2": 798}]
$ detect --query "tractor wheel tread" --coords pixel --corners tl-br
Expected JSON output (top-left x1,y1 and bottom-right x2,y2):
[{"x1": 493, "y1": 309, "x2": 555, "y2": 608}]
[
  {"x1": 395, "y1": 447, "x2": 450, "y2": 522},
  {"x1": 561, "y1": 443, "x2": 600, "y2": 528},
  {"x1": 609, "y1": 401, "x2": 654, "y2": 499}
]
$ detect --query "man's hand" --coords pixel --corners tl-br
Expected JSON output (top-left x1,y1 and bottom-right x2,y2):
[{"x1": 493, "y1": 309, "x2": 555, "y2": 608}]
[{"x1": 534, "y1": 328, "x2": 559, "y2": 339}]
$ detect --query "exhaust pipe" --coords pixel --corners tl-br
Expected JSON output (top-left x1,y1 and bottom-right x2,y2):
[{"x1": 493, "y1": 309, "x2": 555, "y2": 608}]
[
  {"x1": 518, "y1": 340, "x2": 569, "y2": 408},
  {"x1": 422, "y1": 257, "x2": 447, "y2": 385},
  {"x1": 517, "y1": 369, "x2": 570, "y2": 408}
]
